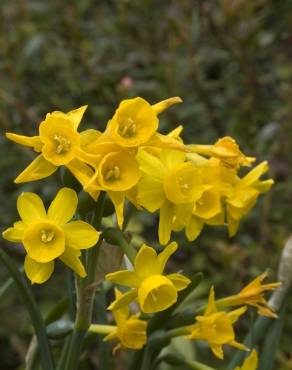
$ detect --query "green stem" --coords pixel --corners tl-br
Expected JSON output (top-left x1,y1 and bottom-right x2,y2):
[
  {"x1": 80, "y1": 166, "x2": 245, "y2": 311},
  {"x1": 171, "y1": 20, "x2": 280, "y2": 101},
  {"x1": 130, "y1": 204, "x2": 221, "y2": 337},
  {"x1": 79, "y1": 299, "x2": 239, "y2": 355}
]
[
  {"x1": 0, "y1": 249, "x2": 55, "y2": 370},
  {"x1": 167, "y1": 326, "x2": 190, "y2": 338},
  {"x1": 63, "y1": 192, "x2": 106, "y2": 370},
  {"x1": 102, "y1": 228, "x2": 137, "y2": 264},
  {"x1": 185, "y1": 360, "x2": 216, "y2": 370}
]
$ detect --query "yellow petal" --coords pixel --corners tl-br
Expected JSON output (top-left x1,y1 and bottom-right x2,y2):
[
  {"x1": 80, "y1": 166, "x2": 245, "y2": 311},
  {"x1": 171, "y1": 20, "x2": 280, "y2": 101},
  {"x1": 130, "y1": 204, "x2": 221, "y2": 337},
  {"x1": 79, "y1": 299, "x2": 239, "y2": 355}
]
[
  {"x1": 160, "y1": 149, "x2": 185, "y2": 169},
  {"x1": 67, "y1": 105, "x2": 88, "y2": 130},
  {"x1": 80, "y1": 129, "x2": 102, "y2": 147},
  {"x1": 186, "y1": 215, "x2": 204, "y2": 241},
  {"x1": 17, "y1": 192, "x2": 46, "y2": 223},
  {"x1": 63, "y1": 221, "x2": 100, "y2": 249},
  {"x1": 108, "y1": 191, "x2": 125, "y2": 228},
  {"x1": 210, "y1": 343, "x2": 224, "y2": 359},
  {"x1": 15, "y1": 154, "x2": 57, "y2": 183},
  {"x1": 119, "y1": 317, "x2": 147, "y2": 349},
  {"x1": 137, "y1": 175, "x2": 164, "y2": 212},
  {"x1": 146, "y1": 132, "x2": 186, "y2": 152},
  {"x1": 6, "y1": 133, "x2": 43, "y2": 152},
  {"x1": 48, "y1": 188, "x2": 78, "y2": 225},
  {"x1": 151, "y1": 96, "x2": 182, "y2": 115},
  {"x1": 2, "y1": 221, "x2": 26, "y2": 242},
  {"x1": 108, "y1": 289, "x2": 138, "y2": 311},
  {"x1": 134, "y1": 245, "x2": 158, "y2": 278},
  {"x1": 156, "y1": 242, "x2": 177, "y2": 273},
  {"x1": 228, "y1": 306, "x2": 247, "y2": 323},
  {"x1": 136, "y1": 149, "x2": 165, "y2": 180},
  {"x1": 60, "y1": 248, "x2": 86, "y2": 277},
  {"x1": 66, "y1": 158, "x2": 95, "y2": 187},
  {"x1": 158, "y1": 201, "x2": 174, "y2": 245},
  {"x1": 205, "y1": 287, "x2": 217, "y2": 315},
  {"x1": 241, "y1": 350, "x2": 258, "y2": 370},
  {"x1": 167, "y1": 273, "x2": 191, "y2": 291},
  {"x1": 24, "y1": 256, "x2": 54, "y2": 284},
  {"x1": 106, "y1": 270, "x2": 141, "y2": 288},
  {"x1": 240, "y1": 161, "x2": 269, "y2": 188}
]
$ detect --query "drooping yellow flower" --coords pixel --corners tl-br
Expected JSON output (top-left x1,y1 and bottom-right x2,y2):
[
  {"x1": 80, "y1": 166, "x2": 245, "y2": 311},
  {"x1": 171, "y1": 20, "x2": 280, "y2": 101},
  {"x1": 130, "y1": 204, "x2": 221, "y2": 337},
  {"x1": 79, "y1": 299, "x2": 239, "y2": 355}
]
[
  {"x1": 94, "y1": 97, "x2": 186, "y2": 151},
  {"x1": 226, "y1": 161, "x2": 274, "y2": 236},
  {"x1": 102, "y1": 289, "x2": 147, "y2": 350},
  {"x1": 186, "y1": 287, "x2": 248, "y2": 359},
  {"x1": 189, "y1": 136, "x2": 255, "y2": 169},
  {"x1": 137, "y1": 148, "x2": 204, "y2": 244},
  {"x1": 234, "y1": 350, "x2": 258, "y2": 370},
  {"x1": 217, "y1": 271, "x2": 281, "y2": 318},
  {"x1": 106, "y1": 242, "x2": 190, "y2": 313},
  {"x1": 2, "y1": 188, "x2": 100, "y2": 283},
  {"x1": 6, "y1": 106, "x2": 97, "y2": 183}
]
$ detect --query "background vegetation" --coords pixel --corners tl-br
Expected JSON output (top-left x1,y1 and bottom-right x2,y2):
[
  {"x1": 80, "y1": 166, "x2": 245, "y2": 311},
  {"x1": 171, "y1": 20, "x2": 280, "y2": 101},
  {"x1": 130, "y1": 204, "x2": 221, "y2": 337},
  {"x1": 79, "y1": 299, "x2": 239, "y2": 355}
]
[{"x1": 0, "y1": 0, "x2": 292, "y2": 369}]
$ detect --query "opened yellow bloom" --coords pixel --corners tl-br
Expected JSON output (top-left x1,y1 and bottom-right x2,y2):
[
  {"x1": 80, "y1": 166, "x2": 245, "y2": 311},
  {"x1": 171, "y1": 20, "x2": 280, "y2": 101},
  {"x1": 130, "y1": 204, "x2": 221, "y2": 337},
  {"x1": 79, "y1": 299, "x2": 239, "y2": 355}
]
[
  {"x1": 226, "y1": 161, "x2": 274, "y2": 236},
  {"x1": 189, "y1": 136, "x2": 255, "y2": 169},
  {"x1": 106, "y1": 242, "x2": 190, "y2": 313},
  {"x1": 103, "y1": 289, "x2": 147, "y2": 350},
  {"x1": 94, "y1": 96, "x2": 185, "y2": 151},
  {"x1": 217, "y1": 272, "x2": 281, "y2": 318},
  {"x1": 2, "y1": 188, "x2": 100, "y2": 283},
  {"x1": 186, "y1": 287, "x2": 248, "y2": 359},
  {"x1": 6, "y1": 106, "x2": 96, "y2": 183},
  {"x1": 137, "y1": 148, "x2": 204, "y2": 244},
  {"x1": 235, "y1": 350, "x2": 258, "y2": 370}
]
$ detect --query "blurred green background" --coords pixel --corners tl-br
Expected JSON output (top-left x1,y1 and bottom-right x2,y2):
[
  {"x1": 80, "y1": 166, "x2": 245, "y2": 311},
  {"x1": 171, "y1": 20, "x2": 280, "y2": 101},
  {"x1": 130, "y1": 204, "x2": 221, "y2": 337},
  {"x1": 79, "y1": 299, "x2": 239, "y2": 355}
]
[{"x1": 0, "y1": 0, "x2": 292, "y2": 369}]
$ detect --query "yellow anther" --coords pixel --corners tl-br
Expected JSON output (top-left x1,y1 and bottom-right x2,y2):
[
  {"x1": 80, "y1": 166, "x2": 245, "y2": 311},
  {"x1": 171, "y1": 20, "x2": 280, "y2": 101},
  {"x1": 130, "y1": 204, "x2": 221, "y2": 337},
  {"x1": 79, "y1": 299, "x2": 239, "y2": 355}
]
[
  {"x1": 105, "y1": 165, "x2": 121, "y2": 181},
  {"x1": 119, "y1": 118, "x2": 137, "y2": 138},
  {"x1": 40, "y1": 229, "x2": 55, "y2": 243},
  {"x1": 53, "y1": 135, "x2": 71, "y2": 154}
]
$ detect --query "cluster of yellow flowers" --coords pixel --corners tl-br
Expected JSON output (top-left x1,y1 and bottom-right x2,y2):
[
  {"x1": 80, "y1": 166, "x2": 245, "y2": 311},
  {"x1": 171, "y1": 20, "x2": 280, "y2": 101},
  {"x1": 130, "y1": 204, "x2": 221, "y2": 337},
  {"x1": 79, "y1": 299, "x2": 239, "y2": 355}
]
[
  {"x1": 2, "y1": 96, "x2": 279, "y2": 368},
  {"x1": 5, "y1": 97, "x2": 273, "y2": 244}
]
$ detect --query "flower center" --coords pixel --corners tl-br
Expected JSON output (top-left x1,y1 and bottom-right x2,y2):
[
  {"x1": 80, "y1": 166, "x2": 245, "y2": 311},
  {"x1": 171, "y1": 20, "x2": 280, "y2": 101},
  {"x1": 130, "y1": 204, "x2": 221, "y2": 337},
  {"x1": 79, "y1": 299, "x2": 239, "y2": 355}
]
[
  {"x1": 118, "y1": 118, "x2": 137, "y2": 138},
  {"x1": 53, "y1": 135, "x2": 71, "y2": 154},
  {"x1": 104, "y1": 165, "x2": 121, "y2": 182},
  {"x1": 40, "y1": 229, "x2": 55, "y2": 243}
]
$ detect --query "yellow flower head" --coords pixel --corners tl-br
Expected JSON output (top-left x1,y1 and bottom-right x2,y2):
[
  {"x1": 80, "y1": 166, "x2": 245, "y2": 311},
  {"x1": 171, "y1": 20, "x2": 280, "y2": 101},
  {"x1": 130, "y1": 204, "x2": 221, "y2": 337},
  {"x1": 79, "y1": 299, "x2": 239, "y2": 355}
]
[
  {"x1": 106, "y1": 242, "x2": 190, "y2": 313},
  {"x1": 218, "y1": 272, "x2": 281, "y2": 318},
  {"x1": 226, "y1": 161, "x2": 274, "y2": 236},
  {"x1": 235, "y1": 349, "x2": 258, "y2": 370},
  {"x1": 2, "y1": 188, "x2": 100, "y2": 283},
  {"x1": 137, "y1": 148, "x2": 204, "y2": 244},
  {"x1": 104, "y1": 289, "x2": 147, "y2": 350},
  {"x1": 186, "y1": 287, "x2": 248, "y2": 359},
  {"x1": 6, "y1": 106, "x2": 95, "y2": 183},
  {"x1": 100, "y1": 96, "x2": 184, "y2": 151},
  {"x1": 189, "y1": 136, "x2": 255, "y2": 169}
]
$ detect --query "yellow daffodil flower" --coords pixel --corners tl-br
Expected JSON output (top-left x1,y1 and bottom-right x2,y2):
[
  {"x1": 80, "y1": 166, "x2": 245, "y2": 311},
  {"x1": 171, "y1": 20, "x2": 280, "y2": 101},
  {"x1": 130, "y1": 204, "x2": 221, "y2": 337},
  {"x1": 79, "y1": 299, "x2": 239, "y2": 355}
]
[
  {"x1": 226, "y1": 161, "x2": 274, "y2": 236},
  {"x1": 2, "y1": 188, "x2": 100, "y2": 283},
  {"x1": 189, "y1": 136, "x2": 255, "y2": 169},
  {"x1": 6, "y1": 106, "x2": 96, "y2": 183},
  {"x1": 217, "y1": 271, "x2": 281, "y2": 318},
  {"x1": 106, "y1": 242, "x2": 190, "y2": 313},
  {"x1": 103, "y1": 289, "x2": 147, "y2": 350},
  {"x1": 235, "y1": 349, "x2": 258, "y2": 370},
  {"x1": 92, "y1": 96, "x2": 186, "y2": 152},
  {"x1": 137, "y1": 148, "x2": 204, "y2": 244},
  {"x1": 186, "y1": 287, "x2": 248, "y2": 359}
]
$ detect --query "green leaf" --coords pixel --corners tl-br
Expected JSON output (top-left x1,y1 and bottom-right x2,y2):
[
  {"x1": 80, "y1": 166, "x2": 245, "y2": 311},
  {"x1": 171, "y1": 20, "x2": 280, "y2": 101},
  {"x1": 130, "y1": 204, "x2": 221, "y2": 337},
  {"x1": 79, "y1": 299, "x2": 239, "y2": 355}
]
[
  {"x1": 0, "y1": 249, "x2": 55, "y2": 370},
  {"x1": 259, "y1": 300, "x2": 287, "y2": 370}
]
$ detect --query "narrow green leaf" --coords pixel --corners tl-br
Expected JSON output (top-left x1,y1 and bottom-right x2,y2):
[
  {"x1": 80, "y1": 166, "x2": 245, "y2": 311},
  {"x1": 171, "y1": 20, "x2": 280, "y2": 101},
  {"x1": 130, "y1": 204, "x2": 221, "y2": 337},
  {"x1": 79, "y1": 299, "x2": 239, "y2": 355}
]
[
  {"x1": 0, "y1": 249, "x2": 55, "y2": 370},
  {"x1": 260, "y1": 301, "x2": 287, "y2": 370},
  {"x1": 0, "y1": 266, "x2": 23, "y2": 298}
]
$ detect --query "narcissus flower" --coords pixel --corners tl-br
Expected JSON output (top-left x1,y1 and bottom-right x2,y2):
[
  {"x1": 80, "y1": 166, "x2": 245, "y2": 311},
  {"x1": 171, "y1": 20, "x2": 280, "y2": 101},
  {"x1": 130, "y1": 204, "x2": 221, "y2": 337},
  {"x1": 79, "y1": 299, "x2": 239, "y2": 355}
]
[
  {"x1": 189, "y1": 136, "x2": 255, "y2": 169},
  {"x1": 226, "y1": 161, "x2": 274, "y2": 236},
  {"x1": 186, "y1": 287, "x2": 248, "y2": 359},
  {"x1": 93, "y1": 96, "x2": 186, "y2": 151},
  {"x1": 217, "y1": 271, "x2": 281, "y2": 318},
  {"x1": 234, "y1": 350, "x2": 258, "y2": 370},
  {"x1": 106, "y1": 242, "x2": 190, "y2": 313},
  {"x1": 103, "y1": 289, "x2": 147, "y2": 350},
  {"x1": 137, "y1": 149, "x2": 204, "y2": 244},
  {"x1": 2, "y1": 188, "x2": 100, "y2": 283},
  {"x1": 6, "y1": 106, "x2": 96, "y2": 183}
]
